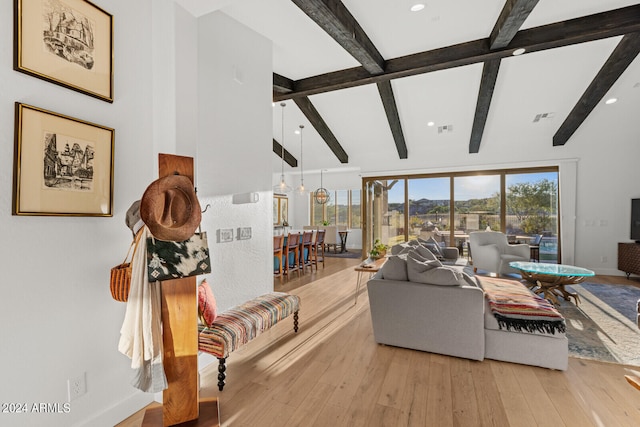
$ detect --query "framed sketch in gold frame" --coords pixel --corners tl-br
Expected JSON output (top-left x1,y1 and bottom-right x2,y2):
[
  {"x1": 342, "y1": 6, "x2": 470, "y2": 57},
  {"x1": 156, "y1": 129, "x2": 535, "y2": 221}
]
[
  {"x1": 14, "y1": 0, "x2": 114, "y2": 102},
  {"x1": 13, "y1": 103, "x2": 115, "y2": 216}
]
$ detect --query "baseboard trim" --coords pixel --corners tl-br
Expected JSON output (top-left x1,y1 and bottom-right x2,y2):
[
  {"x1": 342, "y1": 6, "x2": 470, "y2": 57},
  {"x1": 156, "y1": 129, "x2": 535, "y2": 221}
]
[{"x1": 75, "y1": 391, "x2": 154, "y2": 427}]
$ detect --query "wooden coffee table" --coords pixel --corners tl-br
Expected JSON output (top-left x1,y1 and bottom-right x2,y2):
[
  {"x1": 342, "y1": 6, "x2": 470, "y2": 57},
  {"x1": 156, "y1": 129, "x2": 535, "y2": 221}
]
[{"x1": 509, "y1": 261, "x2": 595, "y2": 306}]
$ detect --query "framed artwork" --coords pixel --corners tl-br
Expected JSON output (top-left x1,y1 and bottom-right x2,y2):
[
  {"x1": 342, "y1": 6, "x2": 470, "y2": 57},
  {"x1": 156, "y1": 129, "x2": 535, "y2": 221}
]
[
  {"x1": 13, "y1": 103, "x2": 115, "y2": 216},
  {"x1": 14, "y1": 0, "x2": 114, "y2": 102},
  {"x1": 274, "y1": 194, "x2": 288, "y2": 226}
]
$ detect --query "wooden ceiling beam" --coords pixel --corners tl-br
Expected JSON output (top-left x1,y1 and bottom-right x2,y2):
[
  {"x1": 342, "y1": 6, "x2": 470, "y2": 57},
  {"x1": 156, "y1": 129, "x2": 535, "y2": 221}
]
[
  {"x1": 470, "y1": 0, "x2": 539, "y2": 153},
  {"x1": 553, "y1": 32, "x2": 640, "y2": 146},
  {"x1": 377, "y1": 81, "x2": 407, "y2": 159},
  {"x1": 273, "y1": 5, "x2": 640, "y2": 101},
  {"x1": 273, "y1": 138, "x2": 298, "y2": 167},
  {"x1": 291, "y1": 0, "x2": 385, "y2": 74},
  {"x1": 469, "y1": 59, "x2": 501, "y2": 154},
  {"x1": 273, "y1": 73, "x2": 294, "y2": 93},
  {"x1": 490, "y1": 0, "x2": 541, "y2": 49},
  {"x1": 293, "y1": 96, "x2": 349, "y2": 163},
  {"x1": 290, "y1": 1, "x2": 406, "y2": 162}
]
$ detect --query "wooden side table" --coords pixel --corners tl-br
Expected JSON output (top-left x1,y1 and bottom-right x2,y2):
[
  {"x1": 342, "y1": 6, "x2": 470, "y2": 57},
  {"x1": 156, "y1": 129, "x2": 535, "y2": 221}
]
[{"x1": 354, "y1": 257, "x2": 386, "y2": 304}]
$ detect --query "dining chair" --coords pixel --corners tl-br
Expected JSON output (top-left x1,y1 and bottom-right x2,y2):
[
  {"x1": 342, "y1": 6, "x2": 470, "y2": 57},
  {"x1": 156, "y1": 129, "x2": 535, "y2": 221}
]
[
  {"x1": 273, "y1": 234, "x2": 284, "y2": 279},
  {"x1": 284, "y1": 233, "x2": 301, "y2": 278},
  {"x1": 311, "y1": 229, "x2": 326, "y2": 270},
  {"x1": 300, "y1": 231, "x2": 313, "y2": 273}
]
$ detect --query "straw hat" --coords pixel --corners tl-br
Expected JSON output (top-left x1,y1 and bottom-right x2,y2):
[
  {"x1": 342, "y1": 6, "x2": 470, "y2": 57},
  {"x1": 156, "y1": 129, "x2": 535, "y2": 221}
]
[{"x1": 140, "y1": 174, "x2": 201, "y2": 241}]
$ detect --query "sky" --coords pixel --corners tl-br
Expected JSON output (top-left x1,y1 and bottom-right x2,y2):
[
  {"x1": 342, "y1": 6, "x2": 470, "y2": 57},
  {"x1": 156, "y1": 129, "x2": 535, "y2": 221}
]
[{"x1": 387, "y1": 172, "x2": 558, "y2": 203}]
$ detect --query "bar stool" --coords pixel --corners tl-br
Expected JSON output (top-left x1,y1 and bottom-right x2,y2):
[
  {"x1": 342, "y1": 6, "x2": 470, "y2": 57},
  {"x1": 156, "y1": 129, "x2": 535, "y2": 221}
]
[
  {"x1": 311, "y1": 229, "x2": 326, "y2": 270},
  {"x1": 273, "y1": 234, "x2": 284, "y2": 279},
  {"x1": 284, "y1": 233, "x2": 300, "y2": 278},
  {"x1": 300, "y1": 231, "x2": 313, "y2": 273}
]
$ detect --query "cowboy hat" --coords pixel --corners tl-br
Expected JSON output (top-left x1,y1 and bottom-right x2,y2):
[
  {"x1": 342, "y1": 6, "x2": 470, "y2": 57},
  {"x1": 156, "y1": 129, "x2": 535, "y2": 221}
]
[{"x1": 140, "y1": 174, "x2": 201, "y2": 241}]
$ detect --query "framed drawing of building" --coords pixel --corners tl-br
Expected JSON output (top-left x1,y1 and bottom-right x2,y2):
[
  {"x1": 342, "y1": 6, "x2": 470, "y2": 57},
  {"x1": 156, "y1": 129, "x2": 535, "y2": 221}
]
[
  {"x1": 14, "y1": 0, "x2": 114, "y2": 102},
  {"x1": 13, "y1": 103, "x2": 114, "y2": 216}
]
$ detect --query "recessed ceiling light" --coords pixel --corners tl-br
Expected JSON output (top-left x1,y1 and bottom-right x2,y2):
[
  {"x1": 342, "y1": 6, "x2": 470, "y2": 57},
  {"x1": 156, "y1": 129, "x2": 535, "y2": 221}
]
[
  {"x1": 605, "y1": 97, "x2": 618, "y2": 105},
  {"x1": 294, "y1": 129, "x2": 300, "y2": 134},
  {"x1": 427, "y1": 121, "x2": 435, "y2": 127},
  {"x1": 512, "y1": 48, "x2": 526, "y2": 56},
  {"x1": 410, "y1": 3, "x2": 425, "y2": 12}
]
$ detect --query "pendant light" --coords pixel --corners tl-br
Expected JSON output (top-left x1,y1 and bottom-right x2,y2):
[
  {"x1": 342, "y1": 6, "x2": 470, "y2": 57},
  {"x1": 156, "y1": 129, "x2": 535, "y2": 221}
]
[
  {"x1": 273, "y1": 102, "x2": 291, "y2": 193},
  {"x1": 295, "y1": 125, "x2": 306, "y2": 194},
  {"x1": 314, "y1": 169, "x2": 330, "y2": 204}
]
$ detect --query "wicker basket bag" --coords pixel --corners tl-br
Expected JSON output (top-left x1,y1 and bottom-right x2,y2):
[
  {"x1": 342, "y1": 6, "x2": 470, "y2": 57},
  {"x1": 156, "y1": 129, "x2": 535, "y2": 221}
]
[{"x1": 110, "y1": 232, "x2": 142, "y2": 302}]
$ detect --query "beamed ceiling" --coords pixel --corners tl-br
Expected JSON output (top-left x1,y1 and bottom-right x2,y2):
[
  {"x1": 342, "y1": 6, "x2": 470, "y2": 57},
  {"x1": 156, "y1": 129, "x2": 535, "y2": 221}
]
[{"x1": 177, "y1": 0, "x2": 640, "y2": 176}]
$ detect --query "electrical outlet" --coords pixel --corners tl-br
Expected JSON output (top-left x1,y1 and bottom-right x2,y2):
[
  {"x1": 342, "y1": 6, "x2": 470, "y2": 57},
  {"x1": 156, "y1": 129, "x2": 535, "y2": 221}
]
[
  {"x1": 601, "y1": 256, "x2": 608, "y2": 263},
  {"x1": 67, "y1": 373, "x2": 86, "y2": 402}
]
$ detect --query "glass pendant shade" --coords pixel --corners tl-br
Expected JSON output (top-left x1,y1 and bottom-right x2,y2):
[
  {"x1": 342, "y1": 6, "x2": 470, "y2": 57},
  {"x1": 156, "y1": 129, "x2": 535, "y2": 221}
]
[{"x1": 273, "y1": 102, "x2": 291, "y2": 193}]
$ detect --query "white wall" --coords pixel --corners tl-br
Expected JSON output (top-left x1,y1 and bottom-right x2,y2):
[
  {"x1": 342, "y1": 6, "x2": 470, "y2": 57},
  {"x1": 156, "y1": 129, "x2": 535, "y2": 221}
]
[
  {"x1": 195, "y1": 10, "x2": 273, "y2": 311},
  {"x1": 0, "y1": 1, "x2": 156, "y2": 425},
  {"x1": 0, "y1": 2, "x2": 274, "y2": 426}
]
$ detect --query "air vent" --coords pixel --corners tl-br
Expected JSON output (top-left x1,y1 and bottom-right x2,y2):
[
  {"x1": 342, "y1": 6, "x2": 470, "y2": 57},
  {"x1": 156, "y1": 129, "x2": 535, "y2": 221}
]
[
  {"x1": 438, "y1": 124, "x2": 453, "y2": 134},
  {"x1": 533, "y1": 112, "x2": 555, "y2": 123}
]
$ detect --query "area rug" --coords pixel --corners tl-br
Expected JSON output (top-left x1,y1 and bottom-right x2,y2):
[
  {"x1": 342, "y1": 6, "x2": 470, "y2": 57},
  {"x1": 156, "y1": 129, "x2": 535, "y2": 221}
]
[
  {"x1": 558, "y1": 282, "x2": 640, "y2": 367},
  {"x1": 323, "y1": 249, "x2": 362, "y2": 259}
]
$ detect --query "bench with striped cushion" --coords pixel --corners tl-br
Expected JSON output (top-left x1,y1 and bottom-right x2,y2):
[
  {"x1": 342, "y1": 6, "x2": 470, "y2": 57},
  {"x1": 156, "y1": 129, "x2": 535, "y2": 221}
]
[{"x1": 198, "y1": 292, "x2": 300, "y2": 390}]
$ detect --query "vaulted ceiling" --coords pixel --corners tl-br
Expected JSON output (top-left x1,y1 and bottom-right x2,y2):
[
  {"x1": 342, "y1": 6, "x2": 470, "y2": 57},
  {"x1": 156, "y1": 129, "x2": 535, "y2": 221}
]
[{"x1": 176, "y1": 0, "x2": 640, "y2": 176}]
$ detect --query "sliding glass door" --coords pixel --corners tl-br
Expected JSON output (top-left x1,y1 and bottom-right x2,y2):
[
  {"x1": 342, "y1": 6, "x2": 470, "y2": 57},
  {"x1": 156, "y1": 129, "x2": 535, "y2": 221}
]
[
  {"x1": 362, "y1": 167, "x2": 560, "y2": 262},
  {"x1": 365, "y1": 179, "x2": 405, "y2": 249},
  {"x1": 505, "y1": 172, "x2": 559, "y2": 262}
]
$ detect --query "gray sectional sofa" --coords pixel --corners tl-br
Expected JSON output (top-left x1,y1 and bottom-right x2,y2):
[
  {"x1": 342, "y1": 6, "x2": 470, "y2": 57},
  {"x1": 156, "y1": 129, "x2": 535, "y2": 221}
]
[{"x1": 366, "y1": 240, "x2": 568, "y2": 370}]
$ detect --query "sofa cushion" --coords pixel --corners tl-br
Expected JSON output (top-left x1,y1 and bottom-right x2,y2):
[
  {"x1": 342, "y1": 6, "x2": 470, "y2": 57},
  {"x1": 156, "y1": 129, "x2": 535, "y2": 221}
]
[
  {"x1": 390, "y1": 240, "x2": 419, "y2": 255},
  {"x1": 411, "y1": 243, "x2": 438, "y2": 261},
  {"x1": 407, "y1": 253, "x2": 462, "y2": 285},
  {"x1": 418, "y1": 236, "x2": 443, "y2": 258},
  {"x1": 380, "y1": 255, "x2": 408, "y2": 281}
]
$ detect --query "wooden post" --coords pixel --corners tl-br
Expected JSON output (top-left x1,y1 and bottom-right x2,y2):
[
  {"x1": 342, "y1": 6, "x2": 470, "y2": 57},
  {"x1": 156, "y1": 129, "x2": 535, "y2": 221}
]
[{"x1": 142, "y1": 154, "x2": 219, "y2": 426}]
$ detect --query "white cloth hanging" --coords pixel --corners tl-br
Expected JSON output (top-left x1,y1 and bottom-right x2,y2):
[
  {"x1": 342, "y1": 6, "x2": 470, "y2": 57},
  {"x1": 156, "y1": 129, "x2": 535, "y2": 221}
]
[{"x1": 118, "y1": 226, "x2": 167, "y2": 392}]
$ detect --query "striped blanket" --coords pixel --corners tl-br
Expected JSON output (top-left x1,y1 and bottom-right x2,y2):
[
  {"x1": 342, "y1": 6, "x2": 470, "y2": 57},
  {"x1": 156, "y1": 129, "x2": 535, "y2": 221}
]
[
  {"x1": 479, "y1": 277, "x2": 566, "y2": 335},
  {"x1": 198, "y1": 292, "x2": 300, "y2": 358}
]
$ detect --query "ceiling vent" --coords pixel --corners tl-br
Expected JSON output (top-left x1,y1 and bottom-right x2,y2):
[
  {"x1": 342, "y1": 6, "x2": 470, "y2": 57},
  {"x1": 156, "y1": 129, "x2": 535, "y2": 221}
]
[
  {"x1": 533, "y1": 112, "x2": 555, "y2": 123},
  {"x1": 438, "y1": 124, "x2": 453, "y2": 134}
]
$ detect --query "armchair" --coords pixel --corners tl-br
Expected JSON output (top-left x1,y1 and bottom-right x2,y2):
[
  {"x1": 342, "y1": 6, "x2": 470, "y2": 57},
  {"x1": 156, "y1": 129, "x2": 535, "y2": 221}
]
[{"x1": 469, "y1": 231, "x2": 530, "y2": 275}]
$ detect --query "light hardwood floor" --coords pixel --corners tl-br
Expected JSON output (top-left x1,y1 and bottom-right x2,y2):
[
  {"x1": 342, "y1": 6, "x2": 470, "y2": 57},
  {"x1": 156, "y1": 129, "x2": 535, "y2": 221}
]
[{"x1": 118, "y1": 258, "x2": 640, "y2": 426}]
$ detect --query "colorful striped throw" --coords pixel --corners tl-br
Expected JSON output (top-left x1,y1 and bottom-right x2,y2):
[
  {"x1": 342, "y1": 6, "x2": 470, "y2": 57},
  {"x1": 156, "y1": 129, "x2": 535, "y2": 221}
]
[
  {"x1": 198, "y1": 292, "x2": 300, "y2": 358},
  {"x1": 480, "y1": 276, "x2": 566, "y2": 335}
]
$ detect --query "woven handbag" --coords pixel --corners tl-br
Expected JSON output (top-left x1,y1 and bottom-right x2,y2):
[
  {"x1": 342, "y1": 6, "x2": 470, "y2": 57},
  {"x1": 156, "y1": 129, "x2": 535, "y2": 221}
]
[{"x1": 110, "y1": 231, "x2": 142, "y2": 302}]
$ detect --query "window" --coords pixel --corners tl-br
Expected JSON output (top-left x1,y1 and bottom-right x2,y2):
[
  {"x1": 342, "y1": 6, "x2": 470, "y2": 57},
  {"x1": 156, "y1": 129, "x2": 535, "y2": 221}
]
[
  {"x1": 362, "y1": 167, "x2": 560, "y2": 261},
  {"x1": 505, "y1": 172, "x2": 559, "y2": 262},
  {"x1": 311, "y1": 189, "x2": 362, "y2": 228}
]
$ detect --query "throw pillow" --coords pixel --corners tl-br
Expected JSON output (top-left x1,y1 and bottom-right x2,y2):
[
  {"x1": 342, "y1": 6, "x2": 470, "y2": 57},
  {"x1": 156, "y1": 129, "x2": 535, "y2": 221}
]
[
  {"x1": 411, "y1": 243, "x2": 438, "y2": 261},
  {"x1": 418, "y1": 236, "x2": 444, "y2": 258},
  {"x1": 390, "y1": 240, "x2": 419, "y2": 255},
  {"x1": 406, "y1": 252, "x2": 443, "y2": 282},
  {"x1": 198, "y1": 279, "x2": 217, "y2": 326},
  {"x1": 380, "y1": 255, "x2": 408, "y2": 281},
  {"x1": 407, "y1": 254, "x2": 461, "y2": 286}
]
